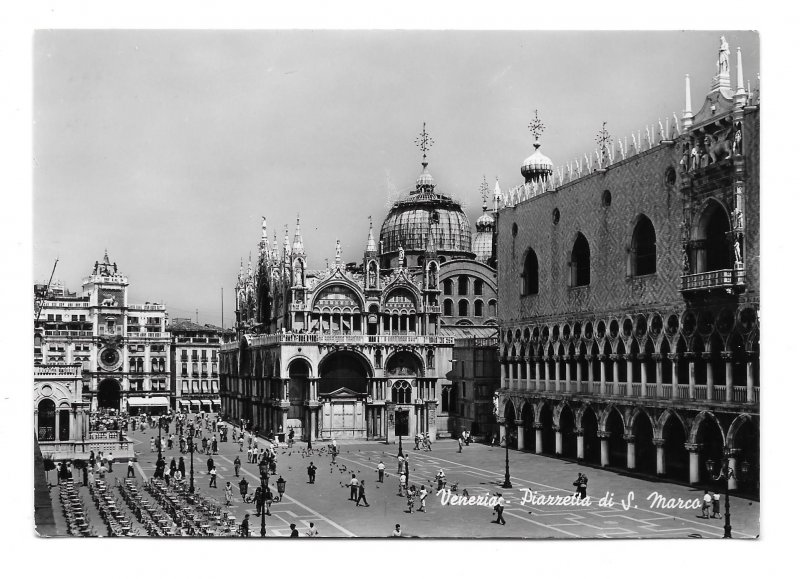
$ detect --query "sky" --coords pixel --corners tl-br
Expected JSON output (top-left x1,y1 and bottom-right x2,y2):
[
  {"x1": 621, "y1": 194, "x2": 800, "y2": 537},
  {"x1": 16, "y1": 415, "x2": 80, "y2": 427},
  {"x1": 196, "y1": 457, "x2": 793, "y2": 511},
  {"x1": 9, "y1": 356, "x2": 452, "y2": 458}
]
[{"x1": 33, "y1": 30, "x2": 760, "y2": 326}]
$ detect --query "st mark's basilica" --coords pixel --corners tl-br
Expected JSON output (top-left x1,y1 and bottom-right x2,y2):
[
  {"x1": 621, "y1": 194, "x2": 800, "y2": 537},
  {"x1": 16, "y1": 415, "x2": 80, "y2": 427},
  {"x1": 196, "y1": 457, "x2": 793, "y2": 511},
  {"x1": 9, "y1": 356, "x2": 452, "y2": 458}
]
[{"x1": 220, "y1": 129, "x2": 499, "y2": 443}]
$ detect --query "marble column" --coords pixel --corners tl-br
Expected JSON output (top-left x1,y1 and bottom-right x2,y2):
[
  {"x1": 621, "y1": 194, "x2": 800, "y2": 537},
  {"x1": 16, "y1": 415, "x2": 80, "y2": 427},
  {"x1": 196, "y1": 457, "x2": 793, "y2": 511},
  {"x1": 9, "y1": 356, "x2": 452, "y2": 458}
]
[
  {"x1": 516, "y1": 360, "x2": 523, "y2": 390},
  {"x1": 565, "y1": 358, "x2": 572, "y2": 393},
  {"x1": 554, "y1": 356, "x2": 561, "y2": 392},
  {"x1": 575, "y1": 428, "x2": 585, "y2": 460},
  {"x1": 544, "y1": 358, "x2": 551, "y2": 392},
  {"x1": 610, "y1": 354, "x2": 620, "y2": 395},
  {"x1": 723, "y1": 352, "x2": 733, "y2": 402},
  {"x1": 516, "y1": 420, "x2": 525, "y2": 450},
  {"x1": 499, "y1": 423, "x2": 506, "y2": 444},
  {"x1": 668, "y1": 353, "x2": 679, "y2": 400},
  {"x1": 599, "y1": 432, "x2": 610, "y2": 467},
  {"x1": 654, "y1": 354, "x2": 663, "y2": 397},
  {"x1": 626, "y1": 354, "x2": 634, "y2": 397},
  {"x1": 534, "y1": 357, "x2": 541, "y2": 391},
  {"x1": 535, "y1": 426, "x2": 543, "y2": 455},
  {"x1": 703, "y1": 353, "x2": 714, "y2": 402},
  {"x1": 654, "y1": 438, "x2": 665, "y2": 475},
  {"x1": 500, "y1": 361, "x2": 506, "y2": 389},
  {"x1": 525, "y1": 357, "x2": 532, "y2": 391},
  {"x1": 639, "y1": 353, "x2": 648, "y2": 393},
  {"x1": 599, "y1": 355, "x2": 607, "y2": 393},
  {"x1": 625, "y1": 435, "x2": 636, "y2": 470},
  {"x1": 688, "y1": 355, "x2": 696, "y2": 399},
  {"x1": 586, "y1": 356, "x2": 595, "y2": 392},
  {"x1": 574, "y1": 356, "x2": 582, "y2": 393},
  {"x1": 687, "y1": 444, "x2": 700, "y2": 484},
  {"x1": 554, "y1": 426, "x2": 563, "y2": 455},
  {"x1": 727, "y1": 455, "x2": 739, "y2": 491},
  {"x1": 746, "y1": 354, "x2": 755, "y2": 403}
]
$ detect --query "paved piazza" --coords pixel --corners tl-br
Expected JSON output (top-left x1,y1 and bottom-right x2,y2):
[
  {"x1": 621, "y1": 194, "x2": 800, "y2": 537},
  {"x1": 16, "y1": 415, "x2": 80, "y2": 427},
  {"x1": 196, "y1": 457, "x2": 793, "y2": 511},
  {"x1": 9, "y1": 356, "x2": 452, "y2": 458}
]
[{"x1": 51, "y1": 418, "x2": 760, "y2": 539}]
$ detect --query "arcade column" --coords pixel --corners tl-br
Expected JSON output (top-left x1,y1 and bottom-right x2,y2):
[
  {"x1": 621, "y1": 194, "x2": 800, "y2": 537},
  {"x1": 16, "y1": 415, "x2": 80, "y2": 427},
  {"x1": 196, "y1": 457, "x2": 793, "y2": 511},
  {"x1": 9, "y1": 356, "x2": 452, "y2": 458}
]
[
  {"x1": 534, "y1": 423, "x2": 543, "y2": 455},
  {"x1": 654, "y1": 438, "x2": 665, "y2": 475},
  {"x1": 575, "y1": 428, "x2": 585, "y2": 460},
  {"x1": 516, "y1": 419, "x2": 525, "y2": 450},
  {"x1": 554, "y1": 426, "x2": 562, "y2": 455},
  {"x1": 625, "y1": 434, "x2": 636, "y2": 470},
  {"x1": 686, "y1": 443, "x2": 700, "y2": 484},
  {"x1": 598, "y1": 430, "x2": 610, "y2": 467}
]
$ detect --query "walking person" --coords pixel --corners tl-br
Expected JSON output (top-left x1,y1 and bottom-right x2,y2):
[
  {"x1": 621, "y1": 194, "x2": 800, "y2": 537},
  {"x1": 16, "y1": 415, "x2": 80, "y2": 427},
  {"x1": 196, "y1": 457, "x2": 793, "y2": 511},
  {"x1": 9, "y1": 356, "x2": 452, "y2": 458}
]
[
  {"x1": 398, "y1": 473, "x2": 407, "y2": 497},
  {"x1": 573, "y1": 472, "x2": 583, "y2": 497},
  {"x1": 107, "y1": 452, "x2": 113, "y2": 472},
  {"x1": 392, "y1": 523, "x2": 402, "y2": 537},
  {"x1": 127, "y1": 459, "x2": 135, "y2": 479},
  {"x1": 178, "y1": 456, "x2": 186, "y2": 478},
  {"x1": 701, "y1": 490, "x2": 712, "y2": 518},
  {"x1": 240, "y1": 514, "x2": 250, "y2": 537},
  {"x1": 494, "y1": 493, "x2": 506, "y2": 525},
  {"x1": 458, "y1": 436, "x2": 463, "y2": 453},
  {"x1": 209, "y1": 466, "x2": 217, "y2": 488},
  {"x1": 307, "y1": 462, "x2": 317, "y2": 484},
  {"x1": 397, "y1": 452, "x2": 405, "y2": 475},
  {"x1": 377, "y1": 460, "x2": 385, "y2": 483},
  {"x1": 349, "y1": 473, "x2": 359, "y2": 500},
  {"x1": 239, "y1": 435, "x2": 244, "y2": 452},
  {"x1": 578, "y1": 473, "x2": 588, "y2": 499},
  {"x1": 254, "y1": 486, "x2": 263, "y2": 516},
  {"x1": 212, "y1": 436, "x2": 218, "y2": 455},
  {"x1": 239, "y1": 477, "x2": 249, "y2": 502},
  {"x1": 406, "y1": 485, "x2": 417, "y2": 514},
  {"x1": 305, "y1": 522, "x2": 319, "y2": 537},
  {"x1": 356, "y1": 480, "x2": 370, "y2": 507},
  {"x1": 207, "y1": 457, "x2": 214, "y2": 474},
  {"x1": 224, "y1": 481, "x2": 233, "y2": 506},
  {"x1": 288, "y1": 427, "x2": 294, "y2": 448},
  {"x1": 712, "y1": 492, "x2": 721, "y2": 519},
  {"x1": 168, "y1": 433, "x2": 174, "y2": 450},
  {"x1": 234, "y1": 456, "x2": 241, "y2": 477},
  {"x1": 289, "y1": 523, "x2": 299, "y2": 537},
  {"x1": 418, "y1": 485, "x2": 428, "y2": 513}
]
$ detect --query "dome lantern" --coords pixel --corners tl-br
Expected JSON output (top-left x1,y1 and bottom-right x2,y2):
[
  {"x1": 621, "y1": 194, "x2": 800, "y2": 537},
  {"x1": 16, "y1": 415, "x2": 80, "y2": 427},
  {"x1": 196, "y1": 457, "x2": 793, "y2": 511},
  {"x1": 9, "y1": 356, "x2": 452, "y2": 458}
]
[{"x1": 521, "y1": 109, "x2": 554, "y2": 183}]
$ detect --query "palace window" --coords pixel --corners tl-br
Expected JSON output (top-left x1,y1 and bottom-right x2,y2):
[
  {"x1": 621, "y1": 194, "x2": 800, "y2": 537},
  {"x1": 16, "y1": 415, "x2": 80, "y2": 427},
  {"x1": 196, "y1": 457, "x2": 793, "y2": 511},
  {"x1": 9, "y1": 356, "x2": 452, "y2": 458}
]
[
  {"x1": 570, "y1": 233, "x2": 591, "y2": 287},
  {"x1": 631, "y1": 215, "x2": 657, "y2": 276},
  {"x1": 391, "y1": 381, "x2": 412, "y2": 404},
  {"x1": 522, "y1": 249, "x2": 539, "y2": 295}
]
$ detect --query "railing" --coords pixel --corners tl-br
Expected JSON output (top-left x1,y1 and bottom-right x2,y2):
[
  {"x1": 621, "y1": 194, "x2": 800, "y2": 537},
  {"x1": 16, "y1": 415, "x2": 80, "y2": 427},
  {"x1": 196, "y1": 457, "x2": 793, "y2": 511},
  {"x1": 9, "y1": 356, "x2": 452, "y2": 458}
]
[
  {"x1": 681, "y1": 269, "x2": 746, "y2": 292},
  {"x1": 508, "y1": 380, "x2": 758, "y2": 405},
  {"x1": 128, "y1": 304, "x2": 166, "y2": 311},
  {"x1": 98, "y1": 328, "x2": 124, "y2": 336},
  {"x1": 34, "y1": 363, "x2": 82, "y2": 377},
  {"x1": 89, "y1": 430, "x2": 122, "y2": 440},
  {"x1": 425, "y1": 305, "x2": 442, "y2": 314},
  {"x1": 44, "y1": 330, "x2": 93, "y2": 337},
  {"x1": 247, "y1": 332, "x2": 456, "y2": 347},
  {"x1": 126, "y1": 332, "x2": 170, "y2": 338}
]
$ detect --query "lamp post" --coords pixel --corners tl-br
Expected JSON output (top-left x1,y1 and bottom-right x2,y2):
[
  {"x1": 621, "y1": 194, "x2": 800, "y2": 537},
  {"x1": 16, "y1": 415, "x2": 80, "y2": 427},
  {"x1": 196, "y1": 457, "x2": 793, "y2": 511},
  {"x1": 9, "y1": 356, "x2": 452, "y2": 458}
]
[
  {"x1": 502, "y1": 417, "x2": 512, "y2": 489},
  {"x1": 705, "y1": 455, "x2": 750, "y2": 539},
  {"x1": 188, "y1": 423, "x2": 195, "y2": 494},
  {"x1": 259, "y1": 470, "x2": 268, "y2": 538},
  {"x1": 157, "y1": 415, "x2": 163, "y2": 464}
]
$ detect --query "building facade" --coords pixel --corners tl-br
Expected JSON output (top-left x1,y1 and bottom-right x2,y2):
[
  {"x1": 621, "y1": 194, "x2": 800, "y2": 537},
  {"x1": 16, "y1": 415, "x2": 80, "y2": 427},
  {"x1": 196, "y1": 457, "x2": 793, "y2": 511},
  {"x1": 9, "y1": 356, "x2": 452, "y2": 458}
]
[
  {"x1": 445, "y1": 336, "x2": 500, "y2": 439},
  {"x1": 495, "y1": 40, "x2": 759, "y2": 492},
  {"x1": 220, "y1": 141, "x2": 499, "y2": 441},
  {"x1": 168, "y1": 318, "x2": 226, "y2": 413},
  {"x1": 34, "y1": 251, "x2": 172, "y2": 416}
]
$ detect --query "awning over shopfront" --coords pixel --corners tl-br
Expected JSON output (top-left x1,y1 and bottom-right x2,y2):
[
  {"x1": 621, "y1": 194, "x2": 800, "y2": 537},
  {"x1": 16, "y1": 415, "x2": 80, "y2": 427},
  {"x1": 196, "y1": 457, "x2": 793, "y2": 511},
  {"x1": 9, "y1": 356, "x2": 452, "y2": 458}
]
[
  {"x1": 201, "y1": 399, "x2": 213, "y2": 407},
  {"x1": 128, "y1": 396, "x2": 170, "y2": 407},
  {"x1": 178, "y1": 400, "x2": 190, "y2": 407}
]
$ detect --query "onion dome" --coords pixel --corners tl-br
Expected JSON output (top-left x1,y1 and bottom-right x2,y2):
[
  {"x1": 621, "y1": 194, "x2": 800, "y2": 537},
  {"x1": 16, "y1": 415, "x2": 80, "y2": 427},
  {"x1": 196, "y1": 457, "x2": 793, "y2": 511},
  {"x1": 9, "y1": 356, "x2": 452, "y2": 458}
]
[{"x1": 521, "y1": 141, "x2": 553, "y2": 183}]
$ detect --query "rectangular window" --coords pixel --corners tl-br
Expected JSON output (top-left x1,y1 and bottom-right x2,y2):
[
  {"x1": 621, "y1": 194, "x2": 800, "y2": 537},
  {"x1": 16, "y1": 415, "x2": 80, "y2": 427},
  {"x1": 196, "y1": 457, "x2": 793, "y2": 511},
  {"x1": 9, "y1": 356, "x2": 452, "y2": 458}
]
[
  {"x1": 47, "y1": 314, "x2": 54, "y2": 321},
  {"x1": 79, "y1": 315, "x2": 86, "y2": 321},
  {"x1": 56, "y1": 314, "x2": 62, "y2": 322},
  {"x1": 191, "y1": 380, "x2": 199, "y2": 393},
  {"x1": 211, "y1": 380, "x2": 218, "y2": 392},
  {"x1": 202, "y1": 380, "x2": 208, "y2": 392}
]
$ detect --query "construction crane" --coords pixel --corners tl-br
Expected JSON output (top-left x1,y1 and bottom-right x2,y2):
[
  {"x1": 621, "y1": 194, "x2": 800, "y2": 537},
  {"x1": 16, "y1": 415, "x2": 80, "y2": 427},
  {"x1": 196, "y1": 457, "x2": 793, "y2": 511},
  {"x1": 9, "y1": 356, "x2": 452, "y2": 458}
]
[{"x1": 34, "y1": 257, "x2": 59, "y2": 326}]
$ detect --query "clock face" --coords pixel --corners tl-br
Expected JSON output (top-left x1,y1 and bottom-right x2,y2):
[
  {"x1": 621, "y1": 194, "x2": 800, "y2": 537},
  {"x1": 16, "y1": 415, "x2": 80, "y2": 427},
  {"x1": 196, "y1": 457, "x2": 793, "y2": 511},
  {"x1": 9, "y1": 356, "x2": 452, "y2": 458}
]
[{"x1": 99, "y1": 348, "x2": 121, "y2": 369}]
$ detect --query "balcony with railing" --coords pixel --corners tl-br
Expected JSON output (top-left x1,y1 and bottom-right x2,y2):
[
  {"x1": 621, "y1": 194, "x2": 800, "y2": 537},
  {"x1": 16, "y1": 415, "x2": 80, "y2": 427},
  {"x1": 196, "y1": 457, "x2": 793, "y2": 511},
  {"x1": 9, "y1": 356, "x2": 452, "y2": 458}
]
[
  {"x1": 681, "y1": 268, "x2": 746, "y2": 293},
  {"x1": 128, "y1": 303, "x2": 166, "y2": 311},
  {"x1": 499, "y1": 378, "x2": 759, "y2": 405},
  {"x1": 244, "y1": 332, "x2": 456, "y2": 348},
  {"x1": 43, "y1": 330, "x2": 93, "y2": 337},
  {"x1": 126, "y1": 331, "x2": 171, "y2": 339},
  {"x1": 34, "y1": 363, "x2": 82, "y2": 378}
]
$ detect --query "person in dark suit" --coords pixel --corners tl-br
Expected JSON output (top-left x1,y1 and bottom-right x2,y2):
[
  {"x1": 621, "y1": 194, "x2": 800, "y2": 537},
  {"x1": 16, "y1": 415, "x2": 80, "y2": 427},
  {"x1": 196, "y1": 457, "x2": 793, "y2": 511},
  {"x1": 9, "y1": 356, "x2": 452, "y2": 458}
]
[{"x1": 356, "y1": 480, "x2": 370, "y2": 507}]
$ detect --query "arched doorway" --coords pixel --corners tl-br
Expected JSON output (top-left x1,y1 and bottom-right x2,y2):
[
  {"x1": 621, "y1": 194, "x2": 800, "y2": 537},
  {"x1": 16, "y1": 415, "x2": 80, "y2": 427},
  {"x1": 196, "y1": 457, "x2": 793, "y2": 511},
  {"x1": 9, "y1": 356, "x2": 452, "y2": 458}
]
[
  {"x1": 696, "y1": 413, "x2": 725, "y2": 485},
  {"x1": 662, "y1": 413, "x2": 688, "y2": 480},
  {"x1": 632, "y1": 411, "x2": 656, "y2": 474},
  {"x1": 606, "y1": 407, "x2": 626, "y2": 468},
  {"x1": 97, "y1": 379, "x2": 121, "y2": 411},
  {"x1": 730, "y1": 416, "x2": 759, "y2": 495},
  {"x1": 695, "y1": 202, "x2": 732, "y2": 272},
  {"x1": 59, "y1": 406, "x2": 71, "y2": 441},
  {"x1": 319, "y1": 351, "x2": 372, "y2": 439},
  {"x1": 37, "y1": 399, "x2": 56, "y2": 441},
  {"x1": 581, "y1": 408, "x2": 601, "y2": 464},
  {"x1": 538, "y1": 403, "x2": 555, "y2": 455},
  {"x1": 288, "y1": 359, "x2": 310, "y2": 439},
  {"x1": 560, "y1": 405, "x2": 577, "y2": 458},
  {"x1": 521, "y1": 402, "x2": 535, "y2": 451}
]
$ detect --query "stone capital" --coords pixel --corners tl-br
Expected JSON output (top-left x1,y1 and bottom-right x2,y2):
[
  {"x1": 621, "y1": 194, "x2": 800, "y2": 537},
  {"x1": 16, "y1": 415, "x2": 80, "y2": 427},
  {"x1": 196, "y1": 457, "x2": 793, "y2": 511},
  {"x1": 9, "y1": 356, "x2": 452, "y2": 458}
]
[
  {"x1": 667, "y1": 353, "x2": 681, "y2": 362},
  {"x1": 515, "y1": 419, "x2": 524, "y2": 427},
  {"x1": 721, "y1": 351, "x2": 734, "y2": 361},
  {"x1": 596, "y1": 430, "x2": 610, "y2": 439},
  {"x1": 651, "y1": 354, "x2": 663, "y2": 362},
  {"x1": 609, "y1": 354, "x2": 619, "y2": 362},
  {"x1": 574, "y1": 428, "x2": 585, "y2": 436},
  {"x1": 597, "y1": 354, "x2": 607, "y2": 362},
  {"x1": 701, "y1": 353, "x2": 713, "y2": 361},
  {"x1": 623, "y1": 434, "x2": 636, "y2": 443},
  {"x1": 637, "y1": 353, "x2": 648, "y2": 361},
  {"x1": 652, "y1": 437, "x2": 665, "y2": 447},
  {"x1": 684, "y1": 443, "x2": 699, "y2": 453}
]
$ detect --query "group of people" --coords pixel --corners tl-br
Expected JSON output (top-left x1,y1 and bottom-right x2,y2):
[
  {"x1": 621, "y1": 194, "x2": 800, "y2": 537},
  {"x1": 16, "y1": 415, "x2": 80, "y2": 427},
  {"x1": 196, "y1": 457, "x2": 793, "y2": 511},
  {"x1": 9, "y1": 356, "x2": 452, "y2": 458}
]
[
  {"x1": 701, "y1": 490, "x2": 722, "y2": 519},
  {"x1": 413, "y1": 432, "x2": 434, "y2": 451}
]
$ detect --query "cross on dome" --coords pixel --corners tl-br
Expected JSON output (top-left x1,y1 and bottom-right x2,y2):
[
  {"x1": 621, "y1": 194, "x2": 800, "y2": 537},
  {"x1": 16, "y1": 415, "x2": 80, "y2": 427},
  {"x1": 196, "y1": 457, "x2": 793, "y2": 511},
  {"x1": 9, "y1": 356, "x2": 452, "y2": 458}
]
[
  {"x1": 414, "y1": 122, "x2": 435, "y2": 166},
  {"x1": 528, "y1": 110, "x2": 546, "y2": 145}
]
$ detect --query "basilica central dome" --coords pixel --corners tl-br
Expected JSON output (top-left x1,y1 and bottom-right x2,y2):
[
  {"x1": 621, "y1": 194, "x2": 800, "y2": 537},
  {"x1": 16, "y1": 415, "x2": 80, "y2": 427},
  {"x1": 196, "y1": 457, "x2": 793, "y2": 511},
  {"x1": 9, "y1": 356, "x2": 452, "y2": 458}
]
[{"x1": 379, "y1": 161, "x2": 473, "y2": 259}]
